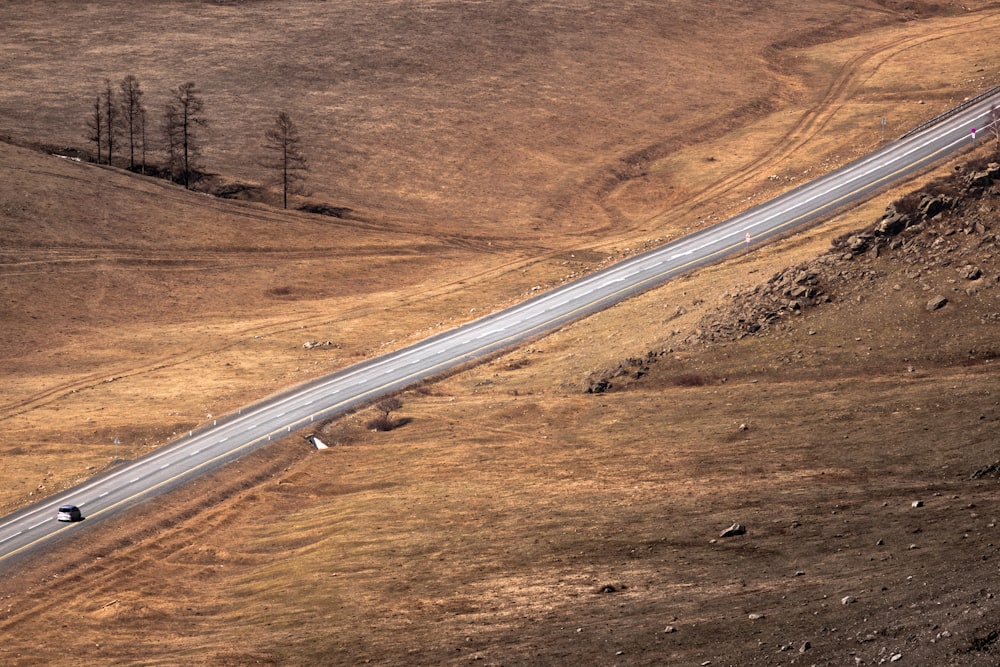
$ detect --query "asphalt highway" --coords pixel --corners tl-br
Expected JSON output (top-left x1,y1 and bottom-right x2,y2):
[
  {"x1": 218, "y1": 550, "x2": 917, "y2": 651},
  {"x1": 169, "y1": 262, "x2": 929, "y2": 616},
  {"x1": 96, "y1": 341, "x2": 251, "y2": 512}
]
[{"x1": 2, "y1": 89, "x2": 999, "y2": 568}]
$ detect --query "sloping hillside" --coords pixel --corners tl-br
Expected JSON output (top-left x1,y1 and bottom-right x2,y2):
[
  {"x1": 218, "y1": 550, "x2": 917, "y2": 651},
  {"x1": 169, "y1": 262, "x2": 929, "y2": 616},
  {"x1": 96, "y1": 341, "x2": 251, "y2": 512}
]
[
  {"x1": 1, "y1": 0, "x2": 996, "y2": 235},
  {"x1": 2, "y1": 151, "x2": 999, "y2": 666},
  {"x1": 4, "y1": 0, "x2": 1000, "y2": 517},
  {"x1": 0, "y1": 138, "x2": 560, "y2": 512},
  {"x1": 3, "y1": 1, "x2": 1000, "y2": 665}
]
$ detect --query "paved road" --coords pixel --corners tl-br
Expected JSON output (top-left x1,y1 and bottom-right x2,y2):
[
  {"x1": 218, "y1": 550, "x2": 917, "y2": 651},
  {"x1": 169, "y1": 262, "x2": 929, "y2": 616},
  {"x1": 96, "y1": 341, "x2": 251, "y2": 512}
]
[{"x1": 2, "y1": 91, "x2": 999, "y2": 568}]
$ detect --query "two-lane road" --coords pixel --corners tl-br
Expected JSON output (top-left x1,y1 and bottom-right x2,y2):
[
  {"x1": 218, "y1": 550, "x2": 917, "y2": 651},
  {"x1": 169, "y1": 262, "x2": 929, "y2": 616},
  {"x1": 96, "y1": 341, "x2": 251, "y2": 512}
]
[{"x1": 3, "y1": 88, "x2": 999, "y2": 567}]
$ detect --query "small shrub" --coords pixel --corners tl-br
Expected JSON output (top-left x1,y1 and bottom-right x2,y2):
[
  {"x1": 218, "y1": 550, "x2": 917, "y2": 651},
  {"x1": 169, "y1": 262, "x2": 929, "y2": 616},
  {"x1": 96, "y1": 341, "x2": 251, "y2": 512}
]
[
  {"x1": 504, "y1": 358, "x2": 530, "y2": 370},
  {"x1": 412, "y1": 382, "x2": 434, "y2": 396},
  {"x1": 298, "y1": 203, "x2": 353, "y2": 218},
  {"x1": 368, "y1": 397, "x2": 403, "y2": 431},
  {"x1": 674, "y1": 373, "x2": 709, "y2": 387},
  {"x1": 892, "y1": 192, "x2": 922, "y2": 217}
]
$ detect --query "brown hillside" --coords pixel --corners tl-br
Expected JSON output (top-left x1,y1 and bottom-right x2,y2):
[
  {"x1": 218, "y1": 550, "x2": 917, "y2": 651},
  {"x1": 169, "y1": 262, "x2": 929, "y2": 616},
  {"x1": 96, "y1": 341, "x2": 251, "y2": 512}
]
[
  {"x1": 3, "y1": 154, "x2": 1000, "y2": 665},
  {"x1": 2, "y1": 0, "x2": 997, "y2": 236},
  {"x1": 2, "y1": 1, "x2": 1000, "y2": 665}
]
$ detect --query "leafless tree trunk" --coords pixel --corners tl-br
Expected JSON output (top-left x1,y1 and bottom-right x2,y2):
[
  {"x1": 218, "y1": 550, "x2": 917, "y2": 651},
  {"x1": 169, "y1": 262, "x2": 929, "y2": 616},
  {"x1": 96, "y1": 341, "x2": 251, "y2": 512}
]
[
  {"x1": 262, "y1": 111, "x2": 309, "y2": 208},
  {"x1": 85, "y1": 94, "x2": 103, "y2": 164},
  {"x1": 102, "y1": 79, "x2": 118, "y2": 166},
  {"x1": 162, "y1": 102, "x2": 181, "y2": 181},
  {"x1": 163, "y1": 82, "x2": 206, "y2": 188},
  {"x1": 119, "y1": 74, "x2": 145, "y2": 171}
]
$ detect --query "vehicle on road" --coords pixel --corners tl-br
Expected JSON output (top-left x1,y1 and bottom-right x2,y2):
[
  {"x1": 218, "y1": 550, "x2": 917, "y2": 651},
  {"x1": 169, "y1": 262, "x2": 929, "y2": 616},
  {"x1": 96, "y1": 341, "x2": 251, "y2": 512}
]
[{"x1": 56, "y1": 505, "x2": 83, "y2": 522}]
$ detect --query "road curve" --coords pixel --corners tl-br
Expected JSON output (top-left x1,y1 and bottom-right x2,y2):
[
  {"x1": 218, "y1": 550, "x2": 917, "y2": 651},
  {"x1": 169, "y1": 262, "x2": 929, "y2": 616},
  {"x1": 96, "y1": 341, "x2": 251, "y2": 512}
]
[{"x1": 2, "y1": 89, "x2": 999, "y2": 568}]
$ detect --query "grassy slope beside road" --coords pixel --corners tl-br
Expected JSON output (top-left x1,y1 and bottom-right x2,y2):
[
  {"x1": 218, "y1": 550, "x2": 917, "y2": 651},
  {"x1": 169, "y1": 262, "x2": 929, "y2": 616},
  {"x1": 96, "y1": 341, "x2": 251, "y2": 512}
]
[
  {"x1": 2, "y1": 1, "x2": 1000, "y2": 664},
  {"x1": 3, "y1": 153, "x2": 1000, "y2": 665}
]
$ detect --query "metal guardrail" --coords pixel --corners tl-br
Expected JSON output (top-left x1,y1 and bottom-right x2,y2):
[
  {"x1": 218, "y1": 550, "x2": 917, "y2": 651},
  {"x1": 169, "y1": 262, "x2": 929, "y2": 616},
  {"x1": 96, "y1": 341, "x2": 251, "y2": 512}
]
[{"x1": 899, "y1": 82, "x2": 1000, "y2": 140}]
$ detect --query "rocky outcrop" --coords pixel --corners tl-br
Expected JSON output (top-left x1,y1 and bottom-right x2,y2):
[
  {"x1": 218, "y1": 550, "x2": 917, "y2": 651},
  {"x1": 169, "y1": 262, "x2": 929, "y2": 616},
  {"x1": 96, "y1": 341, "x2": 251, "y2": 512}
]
[
  {"x1": 585, "y1": 350, "x2": 663, "y2": 393},
  {"x1": 687, "y1": 156, "x2": 999, "y2": 345},
  {"x1": 582, "y1": 153, "x2": 1000, "y2": 391},
  {"x1": 683, "y1": 259, "x2": 838, "y2": 343},
  {"x1": 965, "y1": 162, "x2": 1000, "y2": 188}
]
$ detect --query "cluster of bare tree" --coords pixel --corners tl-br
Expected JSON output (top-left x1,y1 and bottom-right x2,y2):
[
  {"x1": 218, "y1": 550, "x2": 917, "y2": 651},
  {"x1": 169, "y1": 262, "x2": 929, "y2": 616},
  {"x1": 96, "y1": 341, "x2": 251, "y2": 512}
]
[
  {"x1": 86, "y1": 75, "x2": 148, "y2": 173},
  {"x1": 85, "y1": 75, "x2": 205, "y2": 187},
  {"x1": 85, "y1": 75, "x2": 308, "y2": 207}
]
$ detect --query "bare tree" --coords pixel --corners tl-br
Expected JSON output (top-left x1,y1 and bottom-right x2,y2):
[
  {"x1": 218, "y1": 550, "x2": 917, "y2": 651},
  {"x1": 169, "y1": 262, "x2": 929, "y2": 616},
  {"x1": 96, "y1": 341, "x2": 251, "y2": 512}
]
[
  {"x1": 368, "y1": 397, "x2": 403, "y2": 431},
  {"x1": 162, "y1": 102, "x2": 182, "y2": 181},
  {"x1": 162, "y1": 81, "x2": 207, "y2": 188},
  {"x1": 85, "y1": 94, "x2": 103, "y2": 164},
  {"x1": 377, "y1": 397, "x2": 403, "y2": 418},
  {"x1": 262, "y1": 111, "x2": 309, "y2": 208},
  {"x1": 118, "y1": 74, "x2": 146, "y2": 171},
  {"x1": 102, "y1": 79, "x2": 118, "y2": 165}
]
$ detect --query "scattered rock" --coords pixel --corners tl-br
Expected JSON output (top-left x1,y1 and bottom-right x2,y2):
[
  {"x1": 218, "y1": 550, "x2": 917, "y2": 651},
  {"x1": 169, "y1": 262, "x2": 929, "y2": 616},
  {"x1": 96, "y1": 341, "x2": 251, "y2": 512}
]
[
  {"x1": 911, "y1": 500, "x2": 924, "y2": 508},
  {"x1": 748, "y1": 612, "x2": 765, "y2": 620},
  {"x1": 967, "y1": 168, "x2": 996, "y2": 188},
  {"x1": 663, "y1": 625, "x2": 677, "y2": 634},
  {"x1": 842, "y1": 595, "x2": 856, "y2": 605},
  {"x1": 926, "y1": 295, "x2": 948, "y2": 311},
  {"x1": 587, "y1": 151, "x2": 1000, "y2": 393},
  {"x1": 962, "y1": 264, "x2": 983, "y2": 280},
  {"x1": 876, "y1": 210, "x2": 912, "y2": 236},
  {"x1": 849, "y1": 234, "x2": 872, "y2": 255},
  {"x1": 918, "y1": 193, "x2": 952, "y2": 219},
  {"x1": 720, "y1": 523, "x2": 746, "y2": 538},
  {"x1": 584, "y1": 350, "x2": 662, "y2": 393},
  {"x1": 972, "y1": 462, "x2": 1000, "y2": 479},
  {"x1": 303, "y1": 340, "x2": 339, "y2": 350},
  {"x1": 596, "y1": 584, "x2": 619, "y2": 594},
  {"x1": 970, "y1": 628, "x2": 1000, "y2": 651},
  {"x1": 585, "y1": 377, "x2": 612, "y2": 394}
]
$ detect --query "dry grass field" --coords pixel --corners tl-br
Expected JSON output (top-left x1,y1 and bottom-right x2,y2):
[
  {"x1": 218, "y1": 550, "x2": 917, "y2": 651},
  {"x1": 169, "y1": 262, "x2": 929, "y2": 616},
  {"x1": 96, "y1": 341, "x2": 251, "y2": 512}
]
[{"x1": 3, "y1": 0, "x2": 1000, "y2": 664}]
